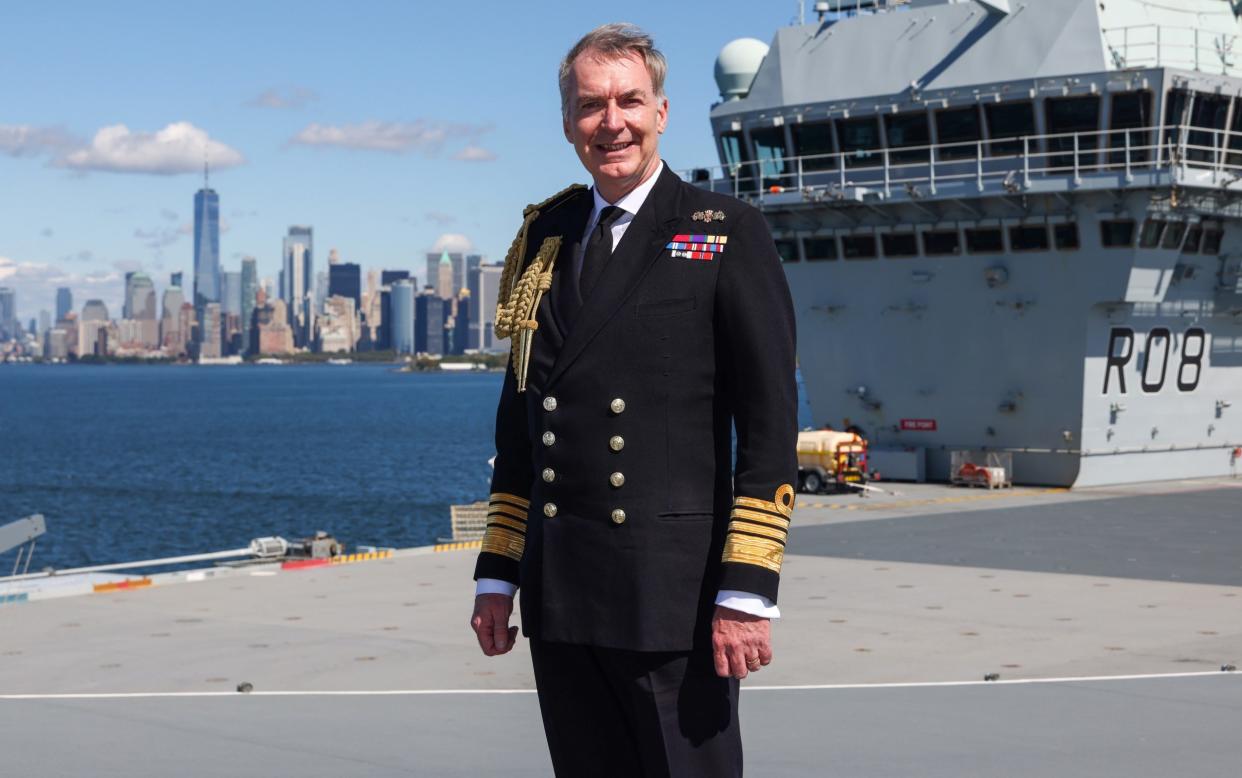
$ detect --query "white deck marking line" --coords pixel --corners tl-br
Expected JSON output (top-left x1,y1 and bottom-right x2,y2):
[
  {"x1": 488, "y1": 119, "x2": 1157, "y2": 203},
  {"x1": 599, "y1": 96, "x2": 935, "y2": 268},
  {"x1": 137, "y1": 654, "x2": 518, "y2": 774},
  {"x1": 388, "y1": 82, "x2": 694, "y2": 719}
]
[{"x1": 2, "y1": 670, "x2": 1234, "y2": 700}]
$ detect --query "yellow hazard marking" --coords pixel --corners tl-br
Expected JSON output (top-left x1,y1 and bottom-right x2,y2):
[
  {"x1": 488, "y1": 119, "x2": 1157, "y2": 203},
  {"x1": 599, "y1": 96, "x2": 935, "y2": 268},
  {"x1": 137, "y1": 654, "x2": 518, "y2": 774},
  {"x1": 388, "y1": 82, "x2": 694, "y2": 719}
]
[
  {"x1": 434, "y1": 540, "x2": 483, "y2": 553},
  {"x1": 92, "y1": 578, "x2": 153, "y2": 593},
  {"x1": 329, "y1": 551, "x2": 394, "y2": 565}
]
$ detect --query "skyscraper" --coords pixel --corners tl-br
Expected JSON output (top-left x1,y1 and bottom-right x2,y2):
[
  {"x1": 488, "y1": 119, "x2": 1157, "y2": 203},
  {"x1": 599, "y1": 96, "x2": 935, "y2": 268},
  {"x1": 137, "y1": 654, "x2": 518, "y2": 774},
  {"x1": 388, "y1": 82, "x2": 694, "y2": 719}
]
[
  {"x1": 161, "y1": 285, "x2": 186, "y2": 354},
  {"x1": 240, "y1": 258, "x2": 258, "y2": 355},
  {"x1": 426, "y1": 251, "x2": 465, "y2": 299},
  {"x1": 476, "y1": 263, "x2": 504, "y2": 352},
  {"x1": 200, "y1": 303, "x2": 222, "y2": 359},
  {"x1": 282, "y1": 225, "x2": 314, "y2": 345},
  {"x1": 222, "y1": 271, "x2": 242, "y2": 316},
  {"x1": 391, "y1": 280, "x2": 415, "y2": 355},
  {"x1": 170, "y1": 272, "x2": 183, "y2": 288},
  {"x1": 0, "y1": 287, "x2": 16, "y2": 340},
  {"x1": 328, "y1": 261, "x2": 361, "y2": 310},
  {"x1": 125, "y1": 272, "x2": 157, "y2": 321},
  {"x1": 56, "y1": 287, "x2": 73, "y2": 321},
  {"x1": 193, "y1": 174, "x2": 221, "y2": 319},
  {"x1": 415, "y1": 287, "x2": 445, "y2": 354},
  {"x1": 436, "y1": 252, "x2": 454, "y2": 299}
]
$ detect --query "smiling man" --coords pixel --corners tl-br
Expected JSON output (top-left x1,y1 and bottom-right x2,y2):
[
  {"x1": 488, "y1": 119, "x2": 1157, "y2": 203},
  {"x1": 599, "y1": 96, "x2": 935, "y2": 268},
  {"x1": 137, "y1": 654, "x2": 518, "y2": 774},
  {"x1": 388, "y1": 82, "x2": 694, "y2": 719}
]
[{"x1": 469, "y1": 23, "x2": 798, "y2": 777}]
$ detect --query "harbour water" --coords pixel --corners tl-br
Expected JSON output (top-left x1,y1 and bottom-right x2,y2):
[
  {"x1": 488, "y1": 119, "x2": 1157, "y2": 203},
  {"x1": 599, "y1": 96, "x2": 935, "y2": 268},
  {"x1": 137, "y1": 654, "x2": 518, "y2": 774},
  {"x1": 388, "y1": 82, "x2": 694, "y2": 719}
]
[{"x1": 1, "y1": 365, "x2": 502, "y2": 570}]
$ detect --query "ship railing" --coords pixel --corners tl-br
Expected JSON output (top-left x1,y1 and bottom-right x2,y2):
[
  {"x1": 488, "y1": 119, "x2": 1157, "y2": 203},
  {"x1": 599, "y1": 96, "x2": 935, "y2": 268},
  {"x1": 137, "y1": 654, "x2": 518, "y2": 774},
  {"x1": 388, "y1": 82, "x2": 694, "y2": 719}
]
[
  {"x1": 1102, "y1": 24, "x2": 1239, "y2": 75},
  {"x1": 685, "y1": 124, "x2": 1242, "y2": 203}
]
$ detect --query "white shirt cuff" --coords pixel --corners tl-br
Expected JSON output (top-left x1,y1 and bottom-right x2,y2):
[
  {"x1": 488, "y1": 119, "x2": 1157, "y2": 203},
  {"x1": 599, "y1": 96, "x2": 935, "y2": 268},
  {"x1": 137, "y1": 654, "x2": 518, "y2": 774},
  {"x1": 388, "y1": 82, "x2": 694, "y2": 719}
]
[
  {"x1": 475, "y1": 578, "x2": 517, "y2": 598},
  {"x1": 715, "y1": 590, "x2": 781, "y2": 619}
]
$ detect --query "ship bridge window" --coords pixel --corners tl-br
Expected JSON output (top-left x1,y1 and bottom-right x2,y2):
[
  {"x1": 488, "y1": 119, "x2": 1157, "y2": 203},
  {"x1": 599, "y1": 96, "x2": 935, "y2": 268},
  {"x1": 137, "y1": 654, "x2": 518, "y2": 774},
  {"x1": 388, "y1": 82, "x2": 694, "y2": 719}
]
[
  {"x1": 751, "y1": 126, "x2": 791, "y2": 188},
  {"x1": 1161, "y1": 221, "x2": 1188, "y2": 251},
  {"x1": 1202, "y1": 221, "x2": 1224, "y2": 254},
  {"x1": 885, "y1": 112, "x2": 931, "y2": 165},
  {"x1": 1109, "y1": 91, "x2": 1152, "y2": 165},
  {"x1": 1187, "y1": 95, "x2": 1230, "y2": 164},
  {"x1": 1101, "y1": 219, "x2": 1136, "y2": 248},
  {"x1": 836, "y1": 117, "x2": 882, "y2": 168},
  {"x1": 881, "y1": 232, "x2": 919, "y2": 257},
  {"x1": 1045, "y1": 96, "x2": 1100, "y2": 171},
  {"x1": 1139, "y1": 218, "x2": 1165, "y2": 248},
  {"x1": 964, "y1": 226, "x2": 1005, "y2": 254},
  {"x1": 984, "y1": 102, "x2": 1036, "y2": 157},
  {"x1": 792, "y1": 122, "x2": 837, "y2": 172},
  {"x1": 841, "y1": 234, "x2": 878, "y2": 259},
  {"x1": 1162, "y1": 90, "x2": 1189, "y2": 152},
  {"x1": 1009, "y1": 224, "x2": 1050, "y2": 252},
  {"x1": 1182, "y1": 223, "x2": 1203, "y2": 254},
  {"x1": 1227, "y1": 105, "x2": 1242, "y2": 167},
  {"x1": 803, "y1": 237, "x2": 838, "y2": 261},
  {"x1": 935, "y1": 107, "x2": 983, "y2": 160},
  {"x1": 774, "y1": 238, "x2": 800, "y2": 263},
  {"x1": 719, "y1": 131, "x2": 755, "y2": 193},
  {"x1": 1054, "y1": 223, "x2": 1080, "y2": 250},
  {"x1": 922, "y1": 229, "x2": 961, "y2": 255}
]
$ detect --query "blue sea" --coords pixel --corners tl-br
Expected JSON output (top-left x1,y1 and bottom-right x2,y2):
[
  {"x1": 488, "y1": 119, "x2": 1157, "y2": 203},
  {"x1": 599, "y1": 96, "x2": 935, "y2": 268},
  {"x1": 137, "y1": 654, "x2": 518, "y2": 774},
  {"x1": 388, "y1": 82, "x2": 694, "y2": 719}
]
[
  {"x1": 1, "y1": 364, "x2": 815, "y2": 573},
  {"x1": 0, "y1": 364, "x2": 502, "y2": 571}
]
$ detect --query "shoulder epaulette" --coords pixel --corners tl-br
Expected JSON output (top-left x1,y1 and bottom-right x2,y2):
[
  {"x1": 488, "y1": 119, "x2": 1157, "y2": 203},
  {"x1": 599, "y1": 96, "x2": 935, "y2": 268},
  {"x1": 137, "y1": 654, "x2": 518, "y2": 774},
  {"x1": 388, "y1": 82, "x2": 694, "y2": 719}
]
[{"x1": 523, "y1": 183, "x2": 588, "y2": 218}]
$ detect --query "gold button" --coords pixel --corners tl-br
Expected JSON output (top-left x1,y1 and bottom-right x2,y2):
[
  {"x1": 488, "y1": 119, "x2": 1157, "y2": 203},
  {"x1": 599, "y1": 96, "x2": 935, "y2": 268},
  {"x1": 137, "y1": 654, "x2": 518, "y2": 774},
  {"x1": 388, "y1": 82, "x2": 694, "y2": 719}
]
[
  {"x1": 544, "y1": 502, "x2": 558, "y2": 518},
  {"x1": 609, "y1": 472, "x2": 625, "y2": 488},
  {"x1": 609, "y1": 435, "x2": 625, "y2": 452},
  {"x1": 610, "y1": 509, "x2": 626, "y2": 524},
  {"x1": 542, "y1": 468, "x2": 556, "y2": 483},
  {"x1": 610, "y1": 398, "x2": 626, "y2": 414},
  {"x1": 542, "y1": 431, "x2": 556, "y2": 447},
  {"x1": 543, "y1": 396, "x2": 558, "y2": 412}
]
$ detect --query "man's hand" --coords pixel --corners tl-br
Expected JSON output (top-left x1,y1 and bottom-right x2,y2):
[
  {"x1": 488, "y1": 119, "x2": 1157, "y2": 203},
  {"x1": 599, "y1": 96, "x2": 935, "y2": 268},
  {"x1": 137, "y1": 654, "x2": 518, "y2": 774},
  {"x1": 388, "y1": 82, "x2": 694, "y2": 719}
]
[
  {"x1": 471, "y1": 593, "x2": 519, "y2": 656},
  {"x1": 711, "y1": 605, "x2": 773, "y2": 679}
]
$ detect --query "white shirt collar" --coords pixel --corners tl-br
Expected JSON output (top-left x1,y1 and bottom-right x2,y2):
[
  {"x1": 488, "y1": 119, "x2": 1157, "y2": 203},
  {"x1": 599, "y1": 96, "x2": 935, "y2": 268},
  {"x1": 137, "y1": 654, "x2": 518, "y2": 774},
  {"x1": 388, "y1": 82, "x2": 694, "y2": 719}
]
[{"x1": 591, "y1": 161, "x2": 663, "y2": 220}]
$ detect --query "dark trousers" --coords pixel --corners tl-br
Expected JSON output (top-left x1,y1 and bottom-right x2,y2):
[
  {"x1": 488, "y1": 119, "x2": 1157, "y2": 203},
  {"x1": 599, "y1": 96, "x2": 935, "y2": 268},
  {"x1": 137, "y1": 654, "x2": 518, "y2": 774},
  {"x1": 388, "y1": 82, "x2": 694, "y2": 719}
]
[{"x1": 529, "y1": 639, "x2": 742, "y2": 777}]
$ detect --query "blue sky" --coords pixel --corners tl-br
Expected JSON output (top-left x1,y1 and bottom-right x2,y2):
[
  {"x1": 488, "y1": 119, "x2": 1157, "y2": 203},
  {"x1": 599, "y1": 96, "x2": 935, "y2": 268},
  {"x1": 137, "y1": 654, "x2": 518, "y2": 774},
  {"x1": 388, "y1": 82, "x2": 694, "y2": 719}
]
[{"x1": 1, "y1": 0, "x2": 793, "y2": 322}]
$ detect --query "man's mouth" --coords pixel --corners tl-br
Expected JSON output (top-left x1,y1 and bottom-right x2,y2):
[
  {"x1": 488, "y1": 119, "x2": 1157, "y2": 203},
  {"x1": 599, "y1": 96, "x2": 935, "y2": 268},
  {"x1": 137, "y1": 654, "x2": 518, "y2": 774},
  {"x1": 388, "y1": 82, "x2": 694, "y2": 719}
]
[{"x1": 597, "y1": 142, "x2": 633, "y2": 153}]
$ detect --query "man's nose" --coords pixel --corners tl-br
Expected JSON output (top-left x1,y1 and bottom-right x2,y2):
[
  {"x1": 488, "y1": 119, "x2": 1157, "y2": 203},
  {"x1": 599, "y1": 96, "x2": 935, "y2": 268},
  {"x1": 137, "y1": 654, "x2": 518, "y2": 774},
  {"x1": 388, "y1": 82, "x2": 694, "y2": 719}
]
[{"x1": 602, "y1": 101, "x2": 625, "y2": 131}]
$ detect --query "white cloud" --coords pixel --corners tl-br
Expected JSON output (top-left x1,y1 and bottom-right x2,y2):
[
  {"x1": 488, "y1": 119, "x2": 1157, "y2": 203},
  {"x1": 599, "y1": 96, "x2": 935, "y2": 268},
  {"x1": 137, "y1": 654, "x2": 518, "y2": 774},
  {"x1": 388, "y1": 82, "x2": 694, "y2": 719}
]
[
  {"x1": 0, "y1": 125, "x2": 77, "y2": 157},
  {"x1": 247, "y1": 86, "x2": 319, "y2": 110},
  {"x1": 452, "y1": 144, "x2": 496, "y2": 162},
  {"x1": 58, "y1": 122, "x2": 245, "y2": 175},
  {"x1": 160, "y1": 209, "x2": 178, "y2": 221},
  {"x1": 0, "y1": 255, "x2": 125, "y2": 319},
  {"x1": 430, "y1": 233, "x2": 474, "y2": 253},
  {"x1": 290, "y1": 120, "x2": 492, "y2": 156}
]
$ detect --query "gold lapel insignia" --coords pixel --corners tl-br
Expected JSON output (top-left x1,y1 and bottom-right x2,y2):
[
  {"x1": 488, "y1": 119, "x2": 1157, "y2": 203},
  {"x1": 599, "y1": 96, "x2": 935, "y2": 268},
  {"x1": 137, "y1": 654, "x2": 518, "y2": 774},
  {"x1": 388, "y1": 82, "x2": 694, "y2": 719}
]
[{"x1": 692, "y1": 209, "x2": 726, "y2": 223}]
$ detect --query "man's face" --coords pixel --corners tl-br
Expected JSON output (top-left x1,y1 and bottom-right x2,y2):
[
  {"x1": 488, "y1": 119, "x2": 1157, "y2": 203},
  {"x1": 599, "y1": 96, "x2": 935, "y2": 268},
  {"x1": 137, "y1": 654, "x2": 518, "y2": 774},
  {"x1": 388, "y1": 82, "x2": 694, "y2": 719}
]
[{"x1": 563, "y1": 50, "x2": 669, "y2": 203}]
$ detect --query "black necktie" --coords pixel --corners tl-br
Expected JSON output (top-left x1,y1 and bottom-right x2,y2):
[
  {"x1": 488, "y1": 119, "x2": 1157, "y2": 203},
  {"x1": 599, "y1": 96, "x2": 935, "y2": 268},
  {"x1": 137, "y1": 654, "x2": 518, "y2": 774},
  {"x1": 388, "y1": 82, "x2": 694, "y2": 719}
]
[{"x1": 578, "y1": 206, "x2": 625, "y2": 300}]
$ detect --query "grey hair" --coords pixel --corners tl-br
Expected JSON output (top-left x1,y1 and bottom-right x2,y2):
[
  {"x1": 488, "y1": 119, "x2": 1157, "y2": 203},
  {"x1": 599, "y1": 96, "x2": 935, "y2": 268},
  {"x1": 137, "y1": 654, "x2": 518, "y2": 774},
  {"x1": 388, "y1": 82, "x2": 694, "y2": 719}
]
[{"x1": 558, "y1": 23, "x2": 667, "y2": 120}]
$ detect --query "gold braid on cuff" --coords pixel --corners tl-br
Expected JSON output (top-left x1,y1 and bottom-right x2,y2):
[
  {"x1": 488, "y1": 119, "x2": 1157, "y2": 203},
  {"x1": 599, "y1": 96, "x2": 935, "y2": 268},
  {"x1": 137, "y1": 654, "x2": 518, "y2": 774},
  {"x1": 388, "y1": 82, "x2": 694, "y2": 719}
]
[
  {"x1": 480, "y1": 492, "x2": 531, "y2": 562},
  {"x1": 721, "y1": 484, "x2": 795, "y2": 574}
]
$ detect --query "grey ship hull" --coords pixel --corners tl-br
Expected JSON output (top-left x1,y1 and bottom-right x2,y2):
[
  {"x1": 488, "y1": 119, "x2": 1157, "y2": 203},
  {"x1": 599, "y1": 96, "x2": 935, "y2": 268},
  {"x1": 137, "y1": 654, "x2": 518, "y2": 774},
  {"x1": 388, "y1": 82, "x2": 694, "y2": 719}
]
[{"x1": 697, "y1": 0, "x2": 1242, "y2": 486}]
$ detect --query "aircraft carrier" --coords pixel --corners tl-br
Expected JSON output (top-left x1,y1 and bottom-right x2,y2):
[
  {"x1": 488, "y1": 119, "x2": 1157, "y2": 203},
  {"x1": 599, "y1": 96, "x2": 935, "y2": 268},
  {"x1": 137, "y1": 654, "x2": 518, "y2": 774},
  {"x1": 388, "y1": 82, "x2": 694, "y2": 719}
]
[
  {"x1": 2, "y1": 478, "x2": 1239, "y2": 776},
  {"x1": 692, "y1": 0, "x2": 1242, "y2": 487}
]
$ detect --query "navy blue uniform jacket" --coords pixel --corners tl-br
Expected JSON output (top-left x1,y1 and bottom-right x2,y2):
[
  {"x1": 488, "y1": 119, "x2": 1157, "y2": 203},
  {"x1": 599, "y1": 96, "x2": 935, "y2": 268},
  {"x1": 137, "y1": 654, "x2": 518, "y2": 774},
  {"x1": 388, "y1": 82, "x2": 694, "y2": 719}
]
[{"x1": 475, "y1": 165, "x2": 798, "y2": 652}]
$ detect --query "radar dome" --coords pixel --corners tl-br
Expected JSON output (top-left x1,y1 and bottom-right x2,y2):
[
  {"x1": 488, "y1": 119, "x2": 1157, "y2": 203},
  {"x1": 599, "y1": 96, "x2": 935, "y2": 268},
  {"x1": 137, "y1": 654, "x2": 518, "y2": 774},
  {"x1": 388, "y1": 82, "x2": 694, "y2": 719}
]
[{"x1": 714, "y1": 38, "x2": 769, "y2": 101}]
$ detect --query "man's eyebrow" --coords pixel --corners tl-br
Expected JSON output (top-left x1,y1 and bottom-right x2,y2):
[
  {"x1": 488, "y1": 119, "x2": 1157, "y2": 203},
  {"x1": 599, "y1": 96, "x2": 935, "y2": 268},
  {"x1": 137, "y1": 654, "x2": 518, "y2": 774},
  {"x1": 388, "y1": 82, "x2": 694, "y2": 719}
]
[{"x1": 576, "y1": 89, "x2": 648, "y2": 105}]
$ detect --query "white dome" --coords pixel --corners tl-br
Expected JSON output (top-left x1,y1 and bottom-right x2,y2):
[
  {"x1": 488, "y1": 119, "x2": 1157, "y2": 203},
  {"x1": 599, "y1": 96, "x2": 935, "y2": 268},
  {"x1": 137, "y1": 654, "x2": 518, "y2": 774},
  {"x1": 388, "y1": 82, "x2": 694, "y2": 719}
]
[{"x1": 714, "y1": 38, "x2": 769, "y2": 101}]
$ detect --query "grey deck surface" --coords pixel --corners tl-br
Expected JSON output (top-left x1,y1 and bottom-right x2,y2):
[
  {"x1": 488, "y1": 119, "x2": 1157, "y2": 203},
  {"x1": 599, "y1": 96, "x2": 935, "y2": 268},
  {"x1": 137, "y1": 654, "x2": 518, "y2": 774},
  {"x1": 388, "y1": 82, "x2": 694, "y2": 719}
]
[
  {"x1": 792, "y1": 486, "x2": 1242, "y2": 586},
  {"x1": 3, "y1": 676, "x2": 1239, "y2": 777},
  {"x1": 2, "y1": 479, "x2": 1240, "y2": 775}
]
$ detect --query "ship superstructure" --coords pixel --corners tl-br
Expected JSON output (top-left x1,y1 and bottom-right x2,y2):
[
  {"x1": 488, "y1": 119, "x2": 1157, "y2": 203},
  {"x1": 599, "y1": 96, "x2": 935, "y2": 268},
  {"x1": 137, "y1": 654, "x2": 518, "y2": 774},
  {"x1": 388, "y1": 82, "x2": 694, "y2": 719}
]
[{"x1": 693, "y1": 0, "x2": 1242, "y2": 486}]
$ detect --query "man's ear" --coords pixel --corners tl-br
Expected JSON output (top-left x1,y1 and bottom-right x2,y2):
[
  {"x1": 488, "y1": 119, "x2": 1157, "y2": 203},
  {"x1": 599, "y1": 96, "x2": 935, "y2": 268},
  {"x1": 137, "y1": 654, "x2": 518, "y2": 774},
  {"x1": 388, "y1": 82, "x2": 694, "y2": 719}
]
[
  {"x1": 563, "y1": 114, "x2": 574, "y2": 144},
  {"x1": 656, "y1": 96, "x2": 669, "y2": 134}
]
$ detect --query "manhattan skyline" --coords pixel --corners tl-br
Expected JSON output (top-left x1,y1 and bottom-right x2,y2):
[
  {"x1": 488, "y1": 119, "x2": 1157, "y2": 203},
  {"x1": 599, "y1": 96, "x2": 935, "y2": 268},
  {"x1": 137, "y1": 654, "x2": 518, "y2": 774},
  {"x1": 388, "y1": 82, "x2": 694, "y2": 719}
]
[{"x1": 0, "y1": 1, "x2": 781, "y2": 322}]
